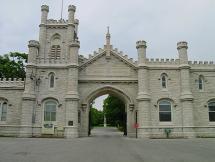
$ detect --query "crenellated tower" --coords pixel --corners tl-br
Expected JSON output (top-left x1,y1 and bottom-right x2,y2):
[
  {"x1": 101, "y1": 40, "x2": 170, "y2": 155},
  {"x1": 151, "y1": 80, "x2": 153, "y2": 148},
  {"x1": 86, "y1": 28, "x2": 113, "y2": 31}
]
[{"x1": 19, "y1": 4, "x2": 80, "y2": 138}]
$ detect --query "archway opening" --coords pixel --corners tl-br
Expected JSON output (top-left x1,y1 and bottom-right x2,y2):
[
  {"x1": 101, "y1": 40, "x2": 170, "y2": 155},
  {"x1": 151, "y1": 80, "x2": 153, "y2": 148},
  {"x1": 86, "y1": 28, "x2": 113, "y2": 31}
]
[{"x1": 88, "y1": 94, "x2": 127, "y2": 137}]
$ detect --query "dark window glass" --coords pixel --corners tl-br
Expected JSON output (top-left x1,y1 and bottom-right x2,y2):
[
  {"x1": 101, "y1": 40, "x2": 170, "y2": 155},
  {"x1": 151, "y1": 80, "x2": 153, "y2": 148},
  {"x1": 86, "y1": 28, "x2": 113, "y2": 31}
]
[
  {"x1": 159, "y1": 112, "x2": 171, "y2": 122},
  {"x1": 1, "y1": 102, "x2": 7, "y2": 121},
  {"x1": 162, "y1": 76, "x2": 166, "y2": 88},
  {"x1": 209, "y1": 102, "x2": 215, "y2": 121},
  {"x1": 199, "y1": 77, "x2": 203, "y2": 90},
  {"x1": 159, "y1": 101, "x2": 171, "y2": 122},
  {"x1": 50, "y1": 74, "x2": 55, "y2": 88}
]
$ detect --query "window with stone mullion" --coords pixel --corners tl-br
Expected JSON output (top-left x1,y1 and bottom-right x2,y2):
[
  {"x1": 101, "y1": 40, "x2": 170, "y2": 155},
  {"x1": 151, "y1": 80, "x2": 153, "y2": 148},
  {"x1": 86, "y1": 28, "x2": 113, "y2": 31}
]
[
  {"x1": 209, "y1": 102, "x2": 215, "y2": 121},
  {"x1": 159, "y1": 101, "x2": 171, "y2": 122},
  {"x1": 0, "y1": 102, "x2": 7, "y2": 121}
]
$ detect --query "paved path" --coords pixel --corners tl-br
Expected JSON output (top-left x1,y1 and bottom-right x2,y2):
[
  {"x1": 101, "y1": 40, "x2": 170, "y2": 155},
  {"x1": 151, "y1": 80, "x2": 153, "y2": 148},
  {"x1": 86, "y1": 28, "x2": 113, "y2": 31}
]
[{"x1": 0, "y1": 127, "x2": 215, "y2": 162}]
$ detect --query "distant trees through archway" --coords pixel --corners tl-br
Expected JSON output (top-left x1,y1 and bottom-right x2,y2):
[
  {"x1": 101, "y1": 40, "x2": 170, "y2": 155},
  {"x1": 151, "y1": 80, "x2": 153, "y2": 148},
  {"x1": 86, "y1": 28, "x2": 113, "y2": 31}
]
[{"x1": 90, "y1": 95, "x2": 126, "y2": 135}]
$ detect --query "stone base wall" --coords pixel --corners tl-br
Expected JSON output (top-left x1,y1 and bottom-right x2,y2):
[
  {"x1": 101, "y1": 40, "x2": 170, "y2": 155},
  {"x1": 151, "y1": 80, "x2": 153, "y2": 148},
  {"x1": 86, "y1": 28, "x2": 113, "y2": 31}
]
[
  {"x1": 138, "y1": 126, "x2": 215, "y2": 138},
  {"x1": 1, "y1": 125, "x2": 215, "y2": 139},
  {"x1": 0, "y1": 125, "x2": 20, "y2": 137}
]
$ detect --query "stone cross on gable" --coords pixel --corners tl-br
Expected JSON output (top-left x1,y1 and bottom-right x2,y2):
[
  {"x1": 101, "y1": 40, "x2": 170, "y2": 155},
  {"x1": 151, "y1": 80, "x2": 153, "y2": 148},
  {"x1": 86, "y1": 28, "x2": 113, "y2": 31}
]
[{"x1": 106, "y1": 26, "x2": 111, "y2": 58}]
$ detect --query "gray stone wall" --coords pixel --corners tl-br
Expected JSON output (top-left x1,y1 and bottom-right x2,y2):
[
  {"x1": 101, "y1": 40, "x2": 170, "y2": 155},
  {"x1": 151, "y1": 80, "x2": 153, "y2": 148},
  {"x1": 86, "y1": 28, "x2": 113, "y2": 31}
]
[{"x1": 1, "y1": 4, "x2": 215, "y2": 138}]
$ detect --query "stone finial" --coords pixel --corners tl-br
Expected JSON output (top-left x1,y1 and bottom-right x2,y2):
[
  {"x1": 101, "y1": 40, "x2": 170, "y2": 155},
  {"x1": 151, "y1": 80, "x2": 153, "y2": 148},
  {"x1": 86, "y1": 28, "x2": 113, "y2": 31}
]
[
  {"x1": 28, "y1": 40, "x2": 40, "y2": 48},
  {"x1": 41, "y1": 5, "x2": 49, "y2": 12},
  {"x1": 177, "y1": 41, "x2": 188, "y2": 50},
  {"x1": 69, "y1": 41, "x2": 80, "y2": 48},
  {"x1": 68, "y1": 5, "x2": 76, "y2": 12},
  {"x1": 74, "y1": 19, "x2": 79, "y2": 25},
  {"x1": 136, "y1": 40, "x2": 147, "y2": 49},
  {"x1": 106, "y1": 26, "x2": 111, "y2": 45}
]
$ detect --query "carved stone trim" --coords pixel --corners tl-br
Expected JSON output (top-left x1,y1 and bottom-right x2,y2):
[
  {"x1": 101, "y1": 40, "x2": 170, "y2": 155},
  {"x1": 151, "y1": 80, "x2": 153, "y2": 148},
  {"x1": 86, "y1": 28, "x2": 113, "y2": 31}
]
[
  {"x1": 129, "y1": 104, "x2": 135, "y2": 111},
  {"x1": 81, "y1": 104, "x2": 87, "y2": 112}
]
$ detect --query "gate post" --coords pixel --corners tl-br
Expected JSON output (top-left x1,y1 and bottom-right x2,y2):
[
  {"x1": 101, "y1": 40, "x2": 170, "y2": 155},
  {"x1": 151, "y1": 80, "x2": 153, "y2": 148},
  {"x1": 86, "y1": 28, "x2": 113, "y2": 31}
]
[
  {"x1": 136, "y1": 40, "x2": 151, "y2": 138},
  {"x1": 64, "y1": 7, "x2": 80, "y2": 138}
]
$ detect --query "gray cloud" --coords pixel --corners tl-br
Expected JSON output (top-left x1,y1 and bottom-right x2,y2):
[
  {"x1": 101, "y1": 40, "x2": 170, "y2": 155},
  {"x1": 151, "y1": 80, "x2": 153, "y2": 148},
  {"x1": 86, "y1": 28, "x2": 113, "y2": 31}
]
[{"x1": 0, "y1": 0, "x2": 214, "y2": 61}]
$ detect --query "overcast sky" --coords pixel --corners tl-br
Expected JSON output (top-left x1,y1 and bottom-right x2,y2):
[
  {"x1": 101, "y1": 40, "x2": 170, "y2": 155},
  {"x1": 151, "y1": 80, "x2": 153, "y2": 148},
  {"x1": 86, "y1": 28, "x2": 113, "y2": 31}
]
[
  {"x1": 0, "y1": 0, "x2": 215, "y2": 109},
  {"x1": 0, "y1": 0, "x2": 215, "y2": 61}
]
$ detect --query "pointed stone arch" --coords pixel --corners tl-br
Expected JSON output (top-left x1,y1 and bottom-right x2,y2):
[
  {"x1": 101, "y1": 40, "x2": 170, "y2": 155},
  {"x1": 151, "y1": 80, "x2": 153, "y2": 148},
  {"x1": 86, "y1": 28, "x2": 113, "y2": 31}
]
[{"x1": 80, "y1": 85, "x2": 135, "y2": 137}]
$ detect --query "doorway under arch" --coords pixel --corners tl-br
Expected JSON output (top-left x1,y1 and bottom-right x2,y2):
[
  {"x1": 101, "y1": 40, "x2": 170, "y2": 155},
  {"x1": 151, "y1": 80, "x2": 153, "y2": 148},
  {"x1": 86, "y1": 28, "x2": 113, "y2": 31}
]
[
  {"x1": 80, "y1": 86, "x2": 135, "y2": 137},
  {"x1": 89, "y1": 95, "x2": 127, "y2": 136}
]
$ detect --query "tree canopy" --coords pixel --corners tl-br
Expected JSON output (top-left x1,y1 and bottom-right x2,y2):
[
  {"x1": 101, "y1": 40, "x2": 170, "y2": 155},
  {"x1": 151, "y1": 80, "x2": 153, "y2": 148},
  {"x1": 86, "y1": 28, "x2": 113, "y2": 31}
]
[
  {"x1": 103, "y1": 95, "x2": 125, "y2": 130},
  {"x1": 91, "y1": 107, "x2": 104, "y2": 126},
  {"x1": 0, "y1": 52, "x2": 27, "y2": 78}
]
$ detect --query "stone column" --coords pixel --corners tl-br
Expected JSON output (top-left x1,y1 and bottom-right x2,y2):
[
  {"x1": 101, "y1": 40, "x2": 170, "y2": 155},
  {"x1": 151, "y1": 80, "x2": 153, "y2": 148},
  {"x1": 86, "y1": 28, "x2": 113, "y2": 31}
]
[
  {"x1": 136, "y1": 40, "x2": 151, "y2": 138},
  {"x1": 127, "y1": 104, "x2": 135, "y2": 137},
  {"x1": 64, "y1": 40, "x2": 80, "y2": 138},
  {"x1": 19, "y1": 66, "x2": 36, "y2": 137},
  {"x1": 39, "y1": 5, "x2": 49, "y2": 58},
  {"x1": 19, "y1": 39, "x2": 40, "y2": 137},
  {"x1": 67, "y1": 5, "x2": 76, "y2": 44},
  {"x1": 177, "y1": 41, "x2": 195, "y2": 138},
  {"x1": 79, "y1": 104, "x2": 88, "y2": 137}
]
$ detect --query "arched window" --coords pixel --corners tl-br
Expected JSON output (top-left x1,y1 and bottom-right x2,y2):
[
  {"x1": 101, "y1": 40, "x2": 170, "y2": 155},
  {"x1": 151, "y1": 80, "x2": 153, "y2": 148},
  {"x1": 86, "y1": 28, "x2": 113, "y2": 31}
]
[
  {"x1": 161, "y1": 73, "x2": 168, "y2": 89},
  {"x1": 198, "y1": 75, "x2": 204, "y2": 90},
  {"x1": 159, "y1": 100, "x2": 171, "y2": 122},
  {"x1": 0, "y1": 100, "x2": 7, "y2": 121},
  {"x1": 50, "y1": 45, "x2": 61, "y2": 59},
  {"x1": 49, "y1": 73, "x2": 55, "y2": 88},
  {"x1": 44, "y1": 100, "x2": 57, "y2": 122},
  {"x1": 49, "y1": 34, "x2": 61, "y2": 59},
  {"x1": 208, "y1": 101, "x2": 215, "y2": 122}
]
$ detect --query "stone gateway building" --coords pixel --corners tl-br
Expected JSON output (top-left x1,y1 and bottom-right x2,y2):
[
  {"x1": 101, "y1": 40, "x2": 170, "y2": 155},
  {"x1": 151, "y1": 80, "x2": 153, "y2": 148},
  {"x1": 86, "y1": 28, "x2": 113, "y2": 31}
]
[{"x1": 0, "y1": 5, "x2": 215, "y2": 138}]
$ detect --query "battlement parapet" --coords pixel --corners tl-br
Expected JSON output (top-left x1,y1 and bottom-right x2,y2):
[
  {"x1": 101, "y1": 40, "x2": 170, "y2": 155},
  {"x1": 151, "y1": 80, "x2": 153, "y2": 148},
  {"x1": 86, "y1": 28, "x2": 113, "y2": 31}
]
[
  {"x1": 146, "y1": 58, "x2": 179, "y2": 65},
  {"x1": 0, "y1": 78, "x2": 24, "y2": 88},
  {"x1": 47, "y1": 19, "x2": 68, "y2": 25},
  {"x1": 188, "y1": 61, "x2": 215, "y2": 67},
  {"x1": 79, "y1": 47, "x2": 138, "y2": 67},
  {"x1": 112, "y1": 48, "x2": 137, "y2": 66},
  {"x1": 79, "y1": 55, "x2": 88, "y2": 64}
]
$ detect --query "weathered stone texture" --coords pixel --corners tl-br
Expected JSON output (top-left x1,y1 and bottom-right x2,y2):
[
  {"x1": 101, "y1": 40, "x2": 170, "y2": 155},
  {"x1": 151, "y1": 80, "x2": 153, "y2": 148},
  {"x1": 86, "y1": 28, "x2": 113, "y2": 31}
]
[{"x1": 0, "y1": 5, "x2": 215, "y2": 138}]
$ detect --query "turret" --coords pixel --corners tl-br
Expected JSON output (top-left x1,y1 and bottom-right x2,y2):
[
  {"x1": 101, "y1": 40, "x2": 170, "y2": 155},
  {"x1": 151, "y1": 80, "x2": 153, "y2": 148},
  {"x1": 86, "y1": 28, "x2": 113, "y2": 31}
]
[
  {"x1": 177, "y1": 41, "x2": 194, "y2": 134},
  {"x1": 136, "y1": 40, "x2": 151, "y2": 137},
  {"x1": 177, "y1": 41, "x2": 192, "y2": 98},
  {"x1": 39, "y1": 5, "x2": 49, "y2": 58},
  {"x1": 68, "y1": 5, "x2": 76, "y2": 24},
  {"x1": 28, "y1": 40, "x2": 39, "y2": 64},
  {"x1": 136, "y1": 40, "x2": 147, "y2": 65},
  {"x1": 65, "y1": 6, "x2": 79, "y2": 138},
  {"x1": 67, "y1": 5, "x2": 76, "y2": 44},
  {"x1": 177, "y1": 41, "x2": 188, "y2": 65},
  {"x1": 41, "y1": 5, "x2": 49, "y2": 24}
]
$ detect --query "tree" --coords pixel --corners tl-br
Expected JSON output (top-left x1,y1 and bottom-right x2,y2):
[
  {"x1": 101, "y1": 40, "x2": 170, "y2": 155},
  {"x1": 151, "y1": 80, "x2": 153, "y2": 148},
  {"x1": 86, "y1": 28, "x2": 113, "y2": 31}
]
[
  {"x1": 103, "y1": 95, "x2": 125, "y2": 130},
  {"x1": 91, "y1": 107, "x2": 104, "y2": 126},
  {"x1": 0, "y1": 52, "x2": 27, "y2": 78}
]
